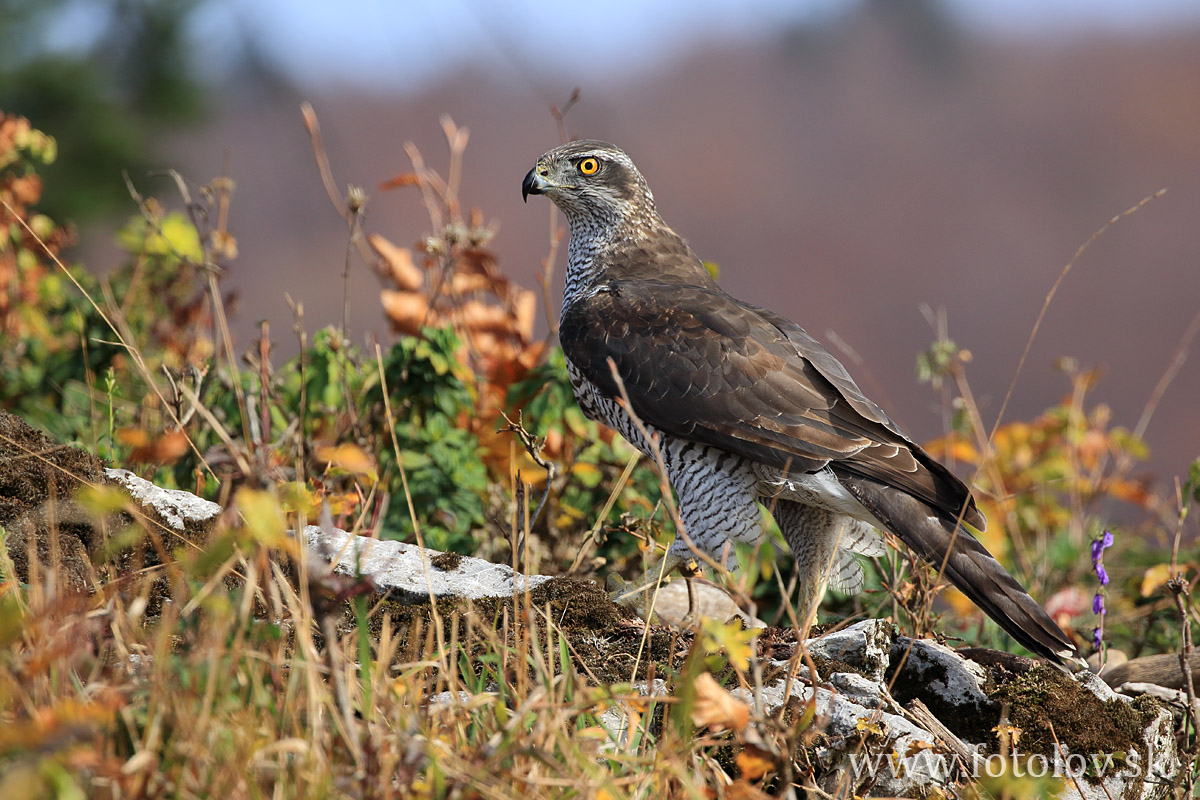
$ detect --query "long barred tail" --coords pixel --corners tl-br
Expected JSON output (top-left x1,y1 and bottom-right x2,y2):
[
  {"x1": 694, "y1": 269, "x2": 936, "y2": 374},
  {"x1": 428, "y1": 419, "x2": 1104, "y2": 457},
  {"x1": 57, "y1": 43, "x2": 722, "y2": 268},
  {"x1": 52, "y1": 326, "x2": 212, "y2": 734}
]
[{"x1": 839, "y1": 474, "x2": 1078, "y2": 665}]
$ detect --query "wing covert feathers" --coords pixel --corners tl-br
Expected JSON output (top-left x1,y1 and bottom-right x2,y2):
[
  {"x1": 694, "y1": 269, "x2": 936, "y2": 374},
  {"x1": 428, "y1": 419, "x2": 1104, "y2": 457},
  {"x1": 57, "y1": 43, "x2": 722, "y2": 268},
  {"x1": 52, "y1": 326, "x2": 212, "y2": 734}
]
[{"x1": 560, "y1": 280, "x2": 984, "y2": 529}]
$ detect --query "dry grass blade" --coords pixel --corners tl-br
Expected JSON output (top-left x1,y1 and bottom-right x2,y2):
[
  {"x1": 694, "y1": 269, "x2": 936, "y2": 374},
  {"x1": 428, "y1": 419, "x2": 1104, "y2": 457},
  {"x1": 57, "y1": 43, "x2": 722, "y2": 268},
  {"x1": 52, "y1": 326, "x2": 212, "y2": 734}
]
[
  {"x1": 373, "y1": 343, "x2": 449, "y2": 675},
  {"x1": 987, "y1": 188, "x2": 1166, "y2": 446},
  {"x1": 2, "y1": 197, "x2": 217, "y2": 481}
]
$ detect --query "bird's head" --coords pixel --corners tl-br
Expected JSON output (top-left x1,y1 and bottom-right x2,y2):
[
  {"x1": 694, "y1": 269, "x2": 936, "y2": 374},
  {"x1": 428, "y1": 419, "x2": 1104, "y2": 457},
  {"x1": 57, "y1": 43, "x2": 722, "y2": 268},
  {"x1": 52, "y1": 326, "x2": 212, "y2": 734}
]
[{"x1": 522, "y1": 140, "x2": 656, "y2": 226}]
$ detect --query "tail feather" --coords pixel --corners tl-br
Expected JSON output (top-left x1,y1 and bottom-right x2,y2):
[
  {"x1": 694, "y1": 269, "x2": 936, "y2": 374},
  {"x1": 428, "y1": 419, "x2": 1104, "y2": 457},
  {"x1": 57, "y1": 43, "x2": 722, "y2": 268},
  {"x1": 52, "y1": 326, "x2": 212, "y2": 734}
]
[{"x1": 839, "y1": 473, "x2": 1078, "y2": 664}]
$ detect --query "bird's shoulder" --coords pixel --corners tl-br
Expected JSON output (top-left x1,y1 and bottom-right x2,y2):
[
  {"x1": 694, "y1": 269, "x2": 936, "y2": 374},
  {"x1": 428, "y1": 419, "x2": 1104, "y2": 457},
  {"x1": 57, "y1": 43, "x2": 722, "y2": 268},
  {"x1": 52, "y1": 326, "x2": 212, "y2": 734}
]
[
  {"x1": 558, "y1": 277, "x2": 984, "y2": 528},
  {"x1": 560, "y1": 279, "x2": 851, "y2": 402},
  {"x1": 560, "y1": 279, "x2": 794, "y2": 374}
]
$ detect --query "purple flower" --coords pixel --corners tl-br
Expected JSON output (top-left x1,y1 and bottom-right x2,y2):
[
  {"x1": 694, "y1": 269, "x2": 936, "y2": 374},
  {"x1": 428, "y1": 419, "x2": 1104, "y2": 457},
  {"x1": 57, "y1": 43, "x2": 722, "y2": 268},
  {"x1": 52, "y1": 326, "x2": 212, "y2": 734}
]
[
  {"x1": 1090, "y1": 531, "x2": 1114, "y2": 653},
  {"x1": 1091, "y1": 530, "x2": 1114, "y2": 563},
  {"x1": 1092, "y1": 531, "x2": 1113, "y2": 585}
]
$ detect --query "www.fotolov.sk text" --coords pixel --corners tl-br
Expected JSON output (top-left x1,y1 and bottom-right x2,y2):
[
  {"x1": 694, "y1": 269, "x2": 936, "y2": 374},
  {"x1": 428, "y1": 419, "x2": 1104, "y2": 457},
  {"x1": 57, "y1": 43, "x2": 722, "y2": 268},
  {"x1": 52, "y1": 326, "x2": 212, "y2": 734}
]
[{"x1": 847, "y1": 747, "x2": 1161, "y2": 784}]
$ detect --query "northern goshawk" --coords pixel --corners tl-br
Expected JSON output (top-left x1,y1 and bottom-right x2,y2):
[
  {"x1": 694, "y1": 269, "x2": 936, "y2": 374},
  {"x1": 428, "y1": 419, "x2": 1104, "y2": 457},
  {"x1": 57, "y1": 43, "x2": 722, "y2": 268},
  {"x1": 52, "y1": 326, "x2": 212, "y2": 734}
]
[{"x1": 522, "y1": 140, "x2": 1077, "y2": 664}]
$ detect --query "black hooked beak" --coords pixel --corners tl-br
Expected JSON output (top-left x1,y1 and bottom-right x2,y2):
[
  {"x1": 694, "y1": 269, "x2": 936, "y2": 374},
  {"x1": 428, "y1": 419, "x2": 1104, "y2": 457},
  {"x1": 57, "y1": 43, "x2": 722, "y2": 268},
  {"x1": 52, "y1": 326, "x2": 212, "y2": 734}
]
[{"x1": 522, "y1": 167, "x2": 545, "y2": 202}]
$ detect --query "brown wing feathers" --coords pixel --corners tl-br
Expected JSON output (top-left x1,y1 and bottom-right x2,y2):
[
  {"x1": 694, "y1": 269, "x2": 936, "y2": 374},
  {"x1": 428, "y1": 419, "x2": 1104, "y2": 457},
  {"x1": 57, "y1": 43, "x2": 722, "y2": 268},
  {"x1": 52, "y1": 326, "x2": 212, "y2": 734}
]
[
  {"x1": 560, "y1": 278, "x2": 1075, "y2": 663},
  {"x1": 562, "y1": 280, "x2": 980, "y2": 525}
]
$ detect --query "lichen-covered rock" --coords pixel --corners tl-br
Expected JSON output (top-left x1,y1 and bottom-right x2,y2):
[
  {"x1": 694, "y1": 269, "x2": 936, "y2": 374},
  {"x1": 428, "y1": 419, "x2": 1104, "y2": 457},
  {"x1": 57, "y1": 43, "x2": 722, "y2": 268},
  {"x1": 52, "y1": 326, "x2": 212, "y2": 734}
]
[
  {"x1": 1053, "y1": 671, "x2": 1177, "y2": 800},
  {"x1": 892, "y1": 635, "x2": 991, "y2": 711},
  {"x1": 805, "y1": 619, "x2": 893, "y2": 683},
  {"x1": 304, "y1": 524, "x2": 552, "y2": 603},
  {"x1": 105, "y1": 468, "x2": 221, "y2": 538}
]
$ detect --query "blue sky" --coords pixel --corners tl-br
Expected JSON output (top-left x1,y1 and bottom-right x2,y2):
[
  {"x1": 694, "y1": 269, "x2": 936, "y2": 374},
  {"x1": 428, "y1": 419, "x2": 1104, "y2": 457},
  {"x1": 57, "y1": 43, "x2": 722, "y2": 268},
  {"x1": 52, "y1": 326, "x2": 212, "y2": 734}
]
[{"x1": 181, "y1": 0, "x2": 1200, "y2": 91}]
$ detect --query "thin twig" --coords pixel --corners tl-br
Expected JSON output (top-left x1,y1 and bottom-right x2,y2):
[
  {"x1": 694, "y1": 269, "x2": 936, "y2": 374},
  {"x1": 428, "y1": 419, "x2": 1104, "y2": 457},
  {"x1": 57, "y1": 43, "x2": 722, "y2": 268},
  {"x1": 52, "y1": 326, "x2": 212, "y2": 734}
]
[
  {"x1": 498, "y1": 410, "x2": 556, "y2": 530},
  {"x1": 300, "y1": 103, "x2": 383, "y2": 277},
  {"x1": 550, "y1": 87, "x2": 580, "y2": 145}
]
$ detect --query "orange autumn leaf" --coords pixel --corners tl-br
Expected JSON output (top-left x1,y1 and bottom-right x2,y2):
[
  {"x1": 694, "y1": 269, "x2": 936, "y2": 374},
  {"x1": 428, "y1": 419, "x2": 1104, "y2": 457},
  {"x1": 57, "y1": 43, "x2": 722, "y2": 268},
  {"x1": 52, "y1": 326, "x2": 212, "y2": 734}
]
[
  {"x1": 458, "y1": 248, "x2": 497, "y2": 277},
  {"x1": 690, "y1": 672, "x2": 749, "y2": 733},
  {"x1": 379, "y1": 172, "x2": 421, "y2": 190},
  {"x1": 116, "y1": 427, "x2": 149, "y2": 447},
  {"x1": 735, "y1": 746, "x2": 776, "y2": 781},
  {"x1": 1106, "y1": 477, "x2": 1151, "y2": 507},
  {"x1": 381, "y1": 289, "x2": 434, "y2": 335},
  {"x1": 370, "y1": 234, "x2": 423, "y2": 291},
  {"x1": 458, "y1": 299, "x2": 515, "y2": 336},
  {"x1": 450, "y1": 272, "x2": 492, "y2": 295},
  {"x1": 1141, "y1": 564, "x2": 1174, "y2": 597},
  {"x1": 941, "y1": 586, "x2": 979, "y2": 619},
  {"x1": 316, "y1": 443, "x2": 376, "y2": 476},
  {"x1": 9, "y1": 174, "x2": 41, "y2": 204},
  {"x1": 325, "y1": 490, "x2": 362, "y2": 517},
  {"x1": 923, "y1": 434, "x2": 979, "y2": 465},
  {"x1": 128, "y1": 430, "x2": 189, "y2": 465},
  {"x1": 513, "y1": 288, "x2": 537, "y2": 342}
]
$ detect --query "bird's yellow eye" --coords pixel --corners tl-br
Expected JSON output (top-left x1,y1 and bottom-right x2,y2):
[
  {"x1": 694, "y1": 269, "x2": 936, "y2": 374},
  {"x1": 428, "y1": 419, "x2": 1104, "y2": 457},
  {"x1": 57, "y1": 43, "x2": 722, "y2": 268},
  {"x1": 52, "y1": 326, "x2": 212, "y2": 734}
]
[{"x1": 578, "y1": 158, "x2": 599, "y2": 175}]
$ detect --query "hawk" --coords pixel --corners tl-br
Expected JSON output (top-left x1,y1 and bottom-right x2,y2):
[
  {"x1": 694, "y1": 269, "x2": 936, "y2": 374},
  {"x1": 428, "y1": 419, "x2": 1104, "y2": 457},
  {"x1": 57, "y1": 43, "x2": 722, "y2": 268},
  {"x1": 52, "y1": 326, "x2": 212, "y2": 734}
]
[{"x1": 523, "y1": 140, "x2": 1077, "y2": 664}]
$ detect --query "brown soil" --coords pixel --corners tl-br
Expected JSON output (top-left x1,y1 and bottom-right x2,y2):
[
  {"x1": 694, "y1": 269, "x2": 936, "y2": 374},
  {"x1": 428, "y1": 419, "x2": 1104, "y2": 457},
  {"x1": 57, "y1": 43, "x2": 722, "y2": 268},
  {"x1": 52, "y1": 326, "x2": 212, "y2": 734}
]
[
  {"x1": 364, "y1": 576, "x2": 690, "y2": 685},
  {"x1": 0, "y1": 409, "x2": 109, "y2": 591},
  {"x1": 0, "y1": 410, "x2": 215, "y2": 599},
  {"x1": 429, "y1": 551, "x2": 463, "y2": 571}
]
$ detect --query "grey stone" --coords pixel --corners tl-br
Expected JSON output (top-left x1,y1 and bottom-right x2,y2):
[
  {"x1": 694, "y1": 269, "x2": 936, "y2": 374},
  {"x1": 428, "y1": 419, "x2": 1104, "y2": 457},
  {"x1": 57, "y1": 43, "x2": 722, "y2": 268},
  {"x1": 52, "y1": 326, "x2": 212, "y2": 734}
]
[
  {"x1": 106, "y1": 468, "x2": 221, "y2": 534},
  {"x1": 648, "y1": 578, "x2": 764, "y2": 628},
  {"x1": 303, "y1": 524, "x2": 552, "y2": 603},
  {"x1": 892, "y1": 636, "x2": 990, "y2": 711},
  {"x1": 596, "y1": 679, "x2": 670, "y2": 751},
  {"x1": 805, "y1": 619, "x2": 893, "y2": 682},
  {"x1": 828, "y1": 671, "x2": 884, "y2": 709},
  {"x1": 731, "y1": 673, "x2": 957, "y2": 797}
]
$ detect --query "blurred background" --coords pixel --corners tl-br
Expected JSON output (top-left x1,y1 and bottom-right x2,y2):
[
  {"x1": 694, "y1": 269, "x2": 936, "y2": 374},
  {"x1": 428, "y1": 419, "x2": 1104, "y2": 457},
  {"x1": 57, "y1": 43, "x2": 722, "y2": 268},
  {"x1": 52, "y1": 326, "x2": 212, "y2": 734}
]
[{"x1": 2, "y1": 0, "x2": 1198, "y2": 487}]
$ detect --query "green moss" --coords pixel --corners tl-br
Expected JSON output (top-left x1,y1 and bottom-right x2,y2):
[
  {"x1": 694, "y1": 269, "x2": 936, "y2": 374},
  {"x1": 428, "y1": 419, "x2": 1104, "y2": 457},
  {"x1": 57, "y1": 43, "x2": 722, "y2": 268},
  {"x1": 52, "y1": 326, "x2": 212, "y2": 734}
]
[
  {"x1": 429, "y1": 552, "x2": 463, "y2": 571},
  {"x1": 987, "y1": 665, "x2": 1161, "y2": 764}
]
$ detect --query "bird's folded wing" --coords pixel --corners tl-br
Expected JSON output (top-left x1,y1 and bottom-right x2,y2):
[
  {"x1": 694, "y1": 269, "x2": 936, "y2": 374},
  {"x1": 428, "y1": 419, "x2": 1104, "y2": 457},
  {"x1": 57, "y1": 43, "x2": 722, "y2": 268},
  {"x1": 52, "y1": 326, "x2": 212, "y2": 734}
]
[{"x1": 558, "y1": 280, "x2": 982, "y2": 528}]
